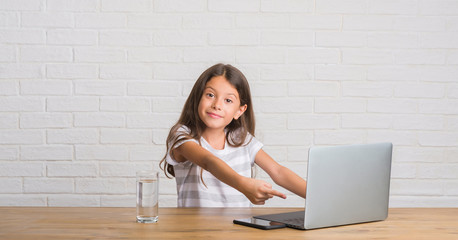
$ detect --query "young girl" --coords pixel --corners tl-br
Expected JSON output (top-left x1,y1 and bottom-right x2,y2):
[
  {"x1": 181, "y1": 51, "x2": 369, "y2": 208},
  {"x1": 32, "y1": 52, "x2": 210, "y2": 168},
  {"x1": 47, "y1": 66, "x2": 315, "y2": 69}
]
[{"x1": 160, "y1": 63, "x2": 307, "y2": 207}]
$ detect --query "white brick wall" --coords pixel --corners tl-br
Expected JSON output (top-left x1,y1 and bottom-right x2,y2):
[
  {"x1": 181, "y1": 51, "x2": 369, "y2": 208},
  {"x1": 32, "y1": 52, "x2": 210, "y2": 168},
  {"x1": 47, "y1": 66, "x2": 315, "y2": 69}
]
[{"x1": 0, "y1": 0, "x2": 457, "y2": 208}]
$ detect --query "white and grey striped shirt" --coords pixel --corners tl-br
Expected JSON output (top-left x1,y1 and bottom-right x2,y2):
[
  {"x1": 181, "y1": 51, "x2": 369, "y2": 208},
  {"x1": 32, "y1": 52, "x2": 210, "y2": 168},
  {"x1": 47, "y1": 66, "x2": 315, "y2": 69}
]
[{"x1": 166, "y1": 126, "x2": 263, "y2": 207}]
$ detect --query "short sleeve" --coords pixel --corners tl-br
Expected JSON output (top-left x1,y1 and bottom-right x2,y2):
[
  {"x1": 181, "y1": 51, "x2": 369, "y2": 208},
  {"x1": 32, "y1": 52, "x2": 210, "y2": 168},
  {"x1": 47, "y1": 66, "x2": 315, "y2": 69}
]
[
  {"x1": 245, "y1": 134, "x2": 263, "y2": 166},
  {"x1": 165, "y1": 126, "x2": 199, "y2": 166}
]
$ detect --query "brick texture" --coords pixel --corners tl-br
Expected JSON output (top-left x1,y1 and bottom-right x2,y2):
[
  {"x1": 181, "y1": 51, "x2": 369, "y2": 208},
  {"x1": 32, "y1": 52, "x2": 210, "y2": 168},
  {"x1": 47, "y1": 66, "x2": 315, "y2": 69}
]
[{"x1": 0, "y1": 0, "x2": 457, "y2": 208}]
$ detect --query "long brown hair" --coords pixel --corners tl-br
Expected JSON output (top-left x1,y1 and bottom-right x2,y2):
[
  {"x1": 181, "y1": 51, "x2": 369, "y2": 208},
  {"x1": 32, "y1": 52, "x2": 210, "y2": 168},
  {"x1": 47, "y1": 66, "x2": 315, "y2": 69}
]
[{"x1": 159, "y1": 63, "x2": 255, "y2": 178}]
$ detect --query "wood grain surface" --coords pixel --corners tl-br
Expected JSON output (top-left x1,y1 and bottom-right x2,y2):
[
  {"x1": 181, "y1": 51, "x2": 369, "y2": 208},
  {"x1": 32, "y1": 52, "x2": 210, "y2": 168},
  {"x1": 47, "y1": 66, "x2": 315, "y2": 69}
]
[{"x1": 0, "y1": 207, "x2": 457, "y2": 240}]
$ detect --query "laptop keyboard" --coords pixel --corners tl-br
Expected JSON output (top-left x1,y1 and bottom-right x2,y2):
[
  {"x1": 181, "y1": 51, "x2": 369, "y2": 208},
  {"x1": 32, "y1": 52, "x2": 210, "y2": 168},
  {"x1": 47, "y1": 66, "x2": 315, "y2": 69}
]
[
  {"x1": 254, "y1": 211, "x2": 306, "y2": 229},
  {"x1": 284, "y1": 217, "x2": 305, "y2": 228}
]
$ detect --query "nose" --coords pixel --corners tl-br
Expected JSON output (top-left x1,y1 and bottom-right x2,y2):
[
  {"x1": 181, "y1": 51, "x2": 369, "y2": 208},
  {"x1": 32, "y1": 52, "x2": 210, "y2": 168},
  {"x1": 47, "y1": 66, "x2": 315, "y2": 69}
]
[{"x1": 212, "y1": 98, "x2": 223, "y2": 110}]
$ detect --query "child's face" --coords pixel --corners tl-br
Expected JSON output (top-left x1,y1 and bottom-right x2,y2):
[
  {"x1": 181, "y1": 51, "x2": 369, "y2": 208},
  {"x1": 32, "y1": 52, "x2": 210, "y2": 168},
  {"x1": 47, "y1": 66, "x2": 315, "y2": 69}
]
[{"x1": 198, "y1": 76, "x2": 247, "y2": 132}]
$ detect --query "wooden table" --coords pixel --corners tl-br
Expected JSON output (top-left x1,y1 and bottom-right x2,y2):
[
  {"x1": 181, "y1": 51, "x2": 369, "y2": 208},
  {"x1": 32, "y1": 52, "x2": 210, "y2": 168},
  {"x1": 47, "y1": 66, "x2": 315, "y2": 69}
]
[{"x1": 0, "y1": 207, "x2": 457, "y2": 239}]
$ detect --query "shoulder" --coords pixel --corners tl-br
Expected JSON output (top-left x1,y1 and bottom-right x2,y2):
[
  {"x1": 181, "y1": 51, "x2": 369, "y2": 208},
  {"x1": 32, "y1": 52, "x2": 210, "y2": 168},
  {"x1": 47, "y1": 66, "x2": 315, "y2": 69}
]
[
  {"x1": 167, "y1": 124, "x2": 199, "y2": 149},
  {"x1": 166, "y1": 125, "x2": 199, "y2": 165},
  {"x1": 176, "y1": 125, "x2": 191, "y2": 134},
  {"x1": 243, "y1": 131, "x2": 261, "y2": 146},
  {"x1": 170, "y1": 125, "x2": 193, "y2": 141}
]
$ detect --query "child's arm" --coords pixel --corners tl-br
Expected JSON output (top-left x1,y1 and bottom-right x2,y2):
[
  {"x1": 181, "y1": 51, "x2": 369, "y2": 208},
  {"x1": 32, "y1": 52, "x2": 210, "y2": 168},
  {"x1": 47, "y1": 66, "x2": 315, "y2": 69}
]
[
  {"x1": 255, "y1": 149, "x2": 307, "y2": 198},
  {"x1": 172, "y1": 141, "x2": 286, "y2": 205}
]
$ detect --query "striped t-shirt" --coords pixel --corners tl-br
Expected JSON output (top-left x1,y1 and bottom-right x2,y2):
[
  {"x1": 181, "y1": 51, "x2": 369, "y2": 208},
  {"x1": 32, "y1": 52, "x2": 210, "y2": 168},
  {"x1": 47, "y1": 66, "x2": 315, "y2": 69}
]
[{"x1": 166, "y1": 126, "x2": 263, "y2": 207}]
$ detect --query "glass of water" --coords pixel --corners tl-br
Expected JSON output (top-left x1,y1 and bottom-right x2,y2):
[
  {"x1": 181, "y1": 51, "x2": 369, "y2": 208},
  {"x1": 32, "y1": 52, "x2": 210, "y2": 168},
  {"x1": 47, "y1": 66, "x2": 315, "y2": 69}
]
[{"x1": 136, "y1": 170, "x2": 159, "y2": 223}]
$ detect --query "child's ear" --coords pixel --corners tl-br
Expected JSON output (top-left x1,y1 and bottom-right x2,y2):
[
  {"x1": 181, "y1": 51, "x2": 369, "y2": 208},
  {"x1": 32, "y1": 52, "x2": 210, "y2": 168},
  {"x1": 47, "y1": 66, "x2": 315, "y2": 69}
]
[{"x1": 234, "y1": 104, "x2": 247, "y2": 120}]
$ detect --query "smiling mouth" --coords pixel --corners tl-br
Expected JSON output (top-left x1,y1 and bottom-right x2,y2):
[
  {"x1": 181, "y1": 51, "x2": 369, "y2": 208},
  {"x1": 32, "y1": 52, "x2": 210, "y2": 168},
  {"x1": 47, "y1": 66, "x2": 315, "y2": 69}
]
[{"x1": 207, "y1": 112, "x2": 222, "y2": 119}]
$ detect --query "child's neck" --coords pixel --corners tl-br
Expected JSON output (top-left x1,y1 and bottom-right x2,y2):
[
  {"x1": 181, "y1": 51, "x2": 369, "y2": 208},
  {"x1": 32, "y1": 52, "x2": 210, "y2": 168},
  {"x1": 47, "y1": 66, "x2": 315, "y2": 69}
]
[{"x1": 202, "y1": 129, "x2": 226, "y2": 150}]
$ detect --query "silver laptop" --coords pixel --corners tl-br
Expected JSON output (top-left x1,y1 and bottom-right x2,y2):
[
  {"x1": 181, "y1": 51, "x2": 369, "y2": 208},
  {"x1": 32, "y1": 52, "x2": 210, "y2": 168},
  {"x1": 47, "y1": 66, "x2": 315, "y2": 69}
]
[{"x1": 254, "y1": 142, "x2": 393, "y2": 230}]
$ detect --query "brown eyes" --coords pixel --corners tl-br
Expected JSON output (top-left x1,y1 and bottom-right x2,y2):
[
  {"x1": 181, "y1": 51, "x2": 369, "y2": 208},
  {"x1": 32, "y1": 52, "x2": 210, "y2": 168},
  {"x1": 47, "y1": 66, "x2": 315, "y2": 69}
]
[{"x1": 205, "y1": 93, "x2": 233, "y2": 104}]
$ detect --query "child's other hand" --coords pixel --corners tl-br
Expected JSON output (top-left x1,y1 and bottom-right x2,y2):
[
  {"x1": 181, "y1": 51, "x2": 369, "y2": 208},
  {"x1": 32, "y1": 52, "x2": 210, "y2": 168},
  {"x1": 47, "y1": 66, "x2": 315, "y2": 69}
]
[{"x1": 240, "y1": 178, "x2": 286, "y2": 205}]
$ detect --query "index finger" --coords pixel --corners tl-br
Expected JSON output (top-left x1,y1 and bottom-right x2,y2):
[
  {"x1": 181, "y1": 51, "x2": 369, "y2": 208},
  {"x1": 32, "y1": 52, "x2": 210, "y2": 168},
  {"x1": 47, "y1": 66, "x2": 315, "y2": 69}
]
[{"x1": 265, "y1": 188, "x2": 286, "y2": 199}]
